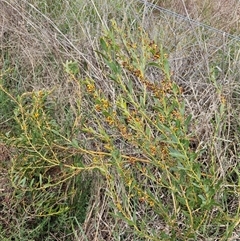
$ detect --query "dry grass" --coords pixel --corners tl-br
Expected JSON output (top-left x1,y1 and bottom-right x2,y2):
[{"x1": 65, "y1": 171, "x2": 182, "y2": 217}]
[
  {"x1": 0, "y1": 0, "x2": 240, "y2": 240},
  {"x1": 156, "y1": 0, "x2": 240, "y2": 31}
]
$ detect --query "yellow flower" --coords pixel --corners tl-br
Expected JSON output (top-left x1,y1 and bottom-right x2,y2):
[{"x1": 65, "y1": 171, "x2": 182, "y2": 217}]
[
  {"x1": 220, "y1": 95, "x2": 226, "y2": 105},
  {"x1": 86, "y1": 84, "x2": 95, "y2": 93},
  {"x1": 101, "y1": 99, "x2": 109, "y2": 109},
  {"x1": 116, "y1": 202, "x2": 122, "y2": 211},
  {"x1": 95, "y1": 104, "x2": 101, "y2": 112},
  {"x1": 104, "y1": 144, "x2": 112, "y2": 150},
  {"x1": 139, "y1": 196, "x2": 147, "y2": 203},
  {"x1": 149, "y1": 200, "x2": 155, "y2": 207},
  {"x1": 131, "y1": 43, "x2": 137, "y2": 49},
  {"x1": 106, "y1": 116, "x2": 114, "y2": 125},
  {"x1": 150, "y1": 145, "x2": 156, "y2": 155},
  {"x1": 34, "y1": 112, "x2": 39, "y2": 118},
  {"x1": 21, "y1": 123, "x2": 27, "y2": 131}
]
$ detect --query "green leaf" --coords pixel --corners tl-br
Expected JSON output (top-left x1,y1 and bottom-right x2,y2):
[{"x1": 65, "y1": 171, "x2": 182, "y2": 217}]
[
  {"x1": 179, "y1": 101, "x2": 185, "y2": 116},
  {"x1": 94, "y1": 50, "x2": 109, "y2": 61},
  {"x1": 198, "y1": 194, "x2": 206, "y2": 204},
  {"x1": 126, "y1": 80, "x2": 133, "y2": 94},
  {"x1": 169, "y1": 133, "x2": 178, "y2": 143},
  {"x1": 106, "y1": 60, "x2": 121, "y2": 74},
  {"x1": 184, "y1": 114, "x2": 192, "y2": 128},
  {"x1": 64, "y1": 60, "x2": 79, "y2": 75},
  {"x1": 74, "y1": 155, "x2": 84, "y2": 167},
  {"x1": 169, "y1": 148, "x2": 186, "y2": 160},
  {"x1": 163, "y1": 58, "x2": 170, "y2": 79},
  {"x1": 139, "y1": 96, "x2": 145, "y2": 108},
  {"x1": 146, "y1": 62, "x2": 161, "y2": 68},
  {"x1": 51, "y1": 129, "x2": 60, "y2": 136},
  {"x1": 145, "y1": 126, "x2": 151, "y2": 138},
  {"x1": 100, "y1": 37, "x2": 109, "y2": 52},
  {"x1": 71, "y1": 139, "x2": 79, "y2": 148},
  {"x1": 30, "y1": 178, "x2": 35, "y2": 188}
]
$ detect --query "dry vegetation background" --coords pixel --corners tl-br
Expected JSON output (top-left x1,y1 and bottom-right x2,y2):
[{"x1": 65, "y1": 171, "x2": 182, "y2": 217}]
[
  {"x1": 157, "y1": 0, "x2": 240, "y2": 27},
  {"x1": 1, "y1": 0, "x2": 240, "y2": 240}
]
